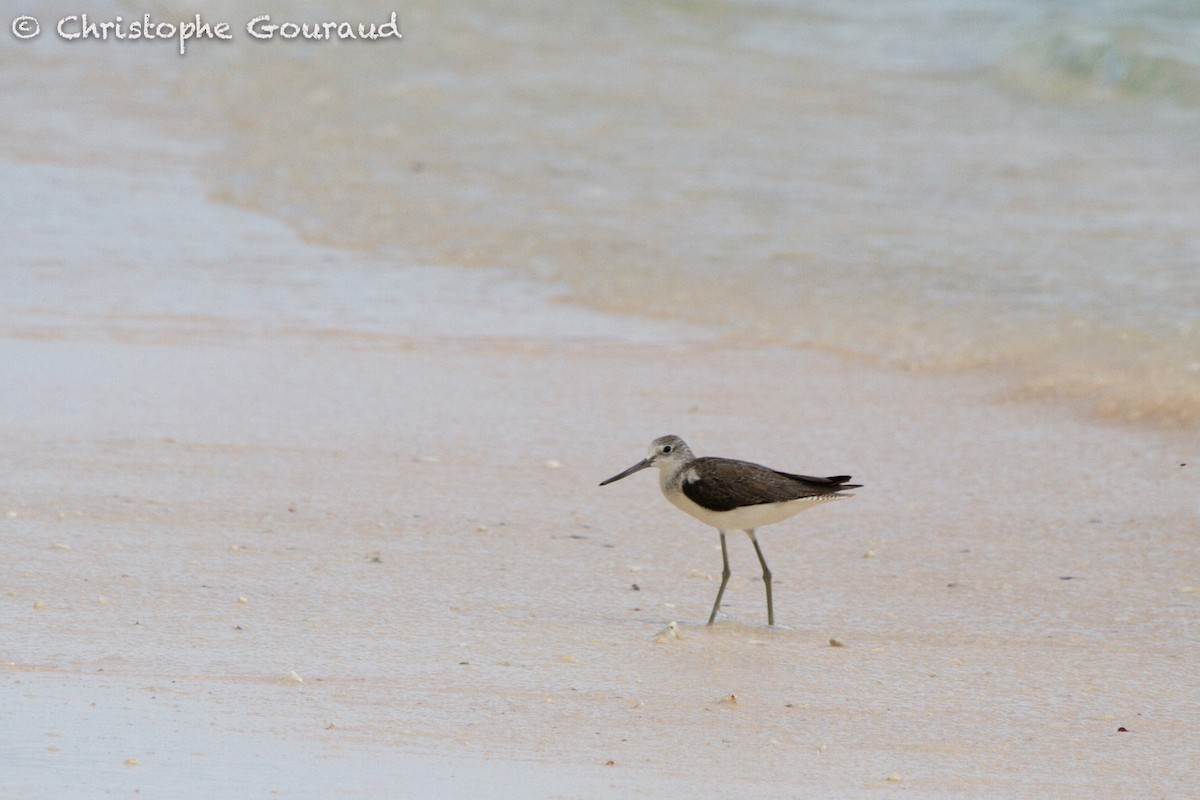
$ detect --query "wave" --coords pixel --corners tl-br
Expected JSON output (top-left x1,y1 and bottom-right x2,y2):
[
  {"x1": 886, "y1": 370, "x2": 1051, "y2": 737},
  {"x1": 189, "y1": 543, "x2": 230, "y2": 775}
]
[
  {"x1": 1000, "y1": 24, "x2": 1200, "y2": 106},
  {"x1": 115, "y1": 0, "x2": 1200, "y2": 431}
]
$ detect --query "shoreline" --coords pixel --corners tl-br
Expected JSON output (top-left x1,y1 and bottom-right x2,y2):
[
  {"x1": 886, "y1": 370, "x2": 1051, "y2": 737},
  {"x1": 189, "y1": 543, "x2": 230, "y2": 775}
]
[
  {"x1": 4, "y1": 190, "x2": 1196, "y2": 796},
  {"x1": 3, "y1": 27, "x2": 1198, "y2": 798}
]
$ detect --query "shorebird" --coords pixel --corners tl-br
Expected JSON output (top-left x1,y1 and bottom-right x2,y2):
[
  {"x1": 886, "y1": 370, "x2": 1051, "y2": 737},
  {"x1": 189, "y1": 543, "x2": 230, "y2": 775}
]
[{"x1": 600, "y1": 435, "x2": 860, "y2": 626}]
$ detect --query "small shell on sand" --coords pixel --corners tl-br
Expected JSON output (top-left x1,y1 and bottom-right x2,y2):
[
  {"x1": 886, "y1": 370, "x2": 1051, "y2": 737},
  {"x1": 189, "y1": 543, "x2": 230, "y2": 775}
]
[
  {"x1": 286, "y1": 671, "x2": 304, "y2": 683},
  {"x1": 51, "y1": 543, "x2": 71, "y2": 551},
  {"x1": 885, "y1": 774, "x2": 902, "y2": 782},
  {"x1": 829, "y1": 638, "x2": 846, "y2": 648},
  {"x1": 654, "y1": 621, "x2": 680, "y2": 643},
  {"x1": 543, "y1": 459, "x2": 562, "y2": 469},
  {"x1": 863, "y1": 550, "x2": 877, "y2": 558},
  {"x1": 687, "y1": 569, "x2": 711, "y2": 580},
  {"x1": 124, "y1": 757, "x2": 139, "y2": 767},
  {"x1": 237, "y1": 596, "x2": 248, "y2": 604},
  {"x1": 718, "y1": 694, "x2": 738, "y2": 705}
]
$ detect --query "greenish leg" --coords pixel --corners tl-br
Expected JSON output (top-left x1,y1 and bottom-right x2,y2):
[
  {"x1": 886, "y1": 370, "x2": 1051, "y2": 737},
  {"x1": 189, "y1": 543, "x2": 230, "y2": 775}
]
[
  {"x1": 749, "y1": 529, "x2": 774, "y2": 626},
  {"x1": 707, "y1": 530, "x2": 731, "y2": 625}
]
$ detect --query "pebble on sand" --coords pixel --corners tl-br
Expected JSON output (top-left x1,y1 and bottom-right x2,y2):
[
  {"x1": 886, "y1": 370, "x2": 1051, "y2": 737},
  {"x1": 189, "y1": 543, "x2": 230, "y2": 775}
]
[{"x1": 829, "y1": 638, "x2": 846, "y2": 647}]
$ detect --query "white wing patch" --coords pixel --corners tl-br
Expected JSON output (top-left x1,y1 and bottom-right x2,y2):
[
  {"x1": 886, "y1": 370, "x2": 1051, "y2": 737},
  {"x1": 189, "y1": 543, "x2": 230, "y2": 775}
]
[{"x1": 684, "y1": 467, "x2": 702, "y2": 484}]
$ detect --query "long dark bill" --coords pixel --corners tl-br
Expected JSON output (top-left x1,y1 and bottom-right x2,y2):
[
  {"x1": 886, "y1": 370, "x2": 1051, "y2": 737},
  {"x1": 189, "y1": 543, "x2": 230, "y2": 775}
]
[{"x1": 599, "y1": 458, "x2": 652, "y2": 486}]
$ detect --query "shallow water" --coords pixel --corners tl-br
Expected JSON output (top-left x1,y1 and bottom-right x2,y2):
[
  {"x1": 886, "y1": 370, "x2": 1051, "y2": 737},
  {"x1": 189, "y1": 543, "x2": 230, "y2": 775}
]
[
  {"x1": 7, "y1": 0, "x2": 1199, "y2": 424},
  {"x1": 101, "y1": 0, "x2": 1200, "y2": 427}
]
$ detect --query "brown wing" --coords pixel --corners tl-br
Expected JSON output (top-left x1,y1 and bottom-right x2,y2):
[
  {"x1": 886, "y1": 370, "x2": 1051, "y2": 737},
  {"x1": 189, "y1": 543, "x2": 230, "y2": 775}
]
[{"x1": 681, "y1": 457, "x2": 860, "y2": 512}]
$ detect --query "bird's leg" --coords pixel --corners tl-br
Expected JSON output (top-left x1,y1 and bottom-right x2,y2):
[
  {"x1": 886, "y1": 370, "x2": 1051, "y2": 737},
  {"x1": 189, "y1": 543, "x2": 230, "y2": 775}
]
[
  {"x1": 749, "y1": 529, "x2": 774, "y2": 626},
  {"x1": 707, "y1": 530, "x2": 731, "y2": 625}
]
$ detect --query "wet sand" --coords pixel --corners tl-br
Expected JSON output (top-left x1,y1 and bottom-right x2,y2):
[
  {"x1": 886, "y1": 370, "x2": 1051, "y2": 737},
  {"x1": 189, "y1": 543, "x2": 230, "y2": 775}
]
[{"x1": 3, "y1": 151, "x2": 1198, "y2": 799}]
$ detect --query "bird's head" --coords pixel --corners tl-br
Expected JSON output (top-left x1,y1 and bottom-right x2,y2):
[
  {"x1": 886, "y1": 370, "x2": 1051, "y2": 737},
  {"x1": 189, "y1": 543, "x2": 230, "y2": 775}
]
[{"x1": 599, "y1": 435, "x2": 694, "y2": 485}]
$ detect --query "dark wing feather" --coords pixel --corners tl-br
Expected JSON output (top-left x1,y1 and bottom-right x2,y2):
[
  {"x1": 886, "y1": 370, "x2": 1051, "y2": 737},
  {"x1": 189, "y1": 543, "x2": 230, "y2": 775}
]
[
  {"x1": 773, "y1": 470, "x2": 862, "y2": 491},
  {"x1": 681, "y1": 457, "x2": 860, "y2": 512}
]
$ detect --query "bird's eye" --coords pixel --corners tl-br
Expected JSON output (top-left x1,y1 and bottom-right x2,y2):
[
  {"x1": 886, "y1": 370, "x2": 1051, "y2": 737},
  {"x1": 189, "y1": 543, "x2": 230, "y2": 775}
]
[{"x1": 661, "y1": 444, "x2": 673, "y2": 454}]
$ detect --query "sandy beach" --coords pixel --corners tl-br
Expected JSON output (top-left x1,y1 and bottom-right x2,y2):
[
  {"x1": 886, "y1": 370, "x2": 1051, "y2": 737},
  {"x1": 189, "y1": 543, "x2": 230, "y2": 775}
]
[
  {"x1": 4, "y1": 152, "x2": 1197, "y2": 797},
  {"x1": 3, "y1": 4, "x2": 1199, "y2": 798}
]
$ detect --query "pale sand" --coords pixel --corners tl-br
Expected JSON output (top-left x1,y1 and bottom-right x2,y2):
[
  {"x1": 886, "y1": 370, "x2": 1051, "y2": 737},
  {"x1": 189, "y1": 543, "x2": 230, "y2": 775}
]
[{"x1": 2, "y1": 152, "x2": 1198, "y2": 799}]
